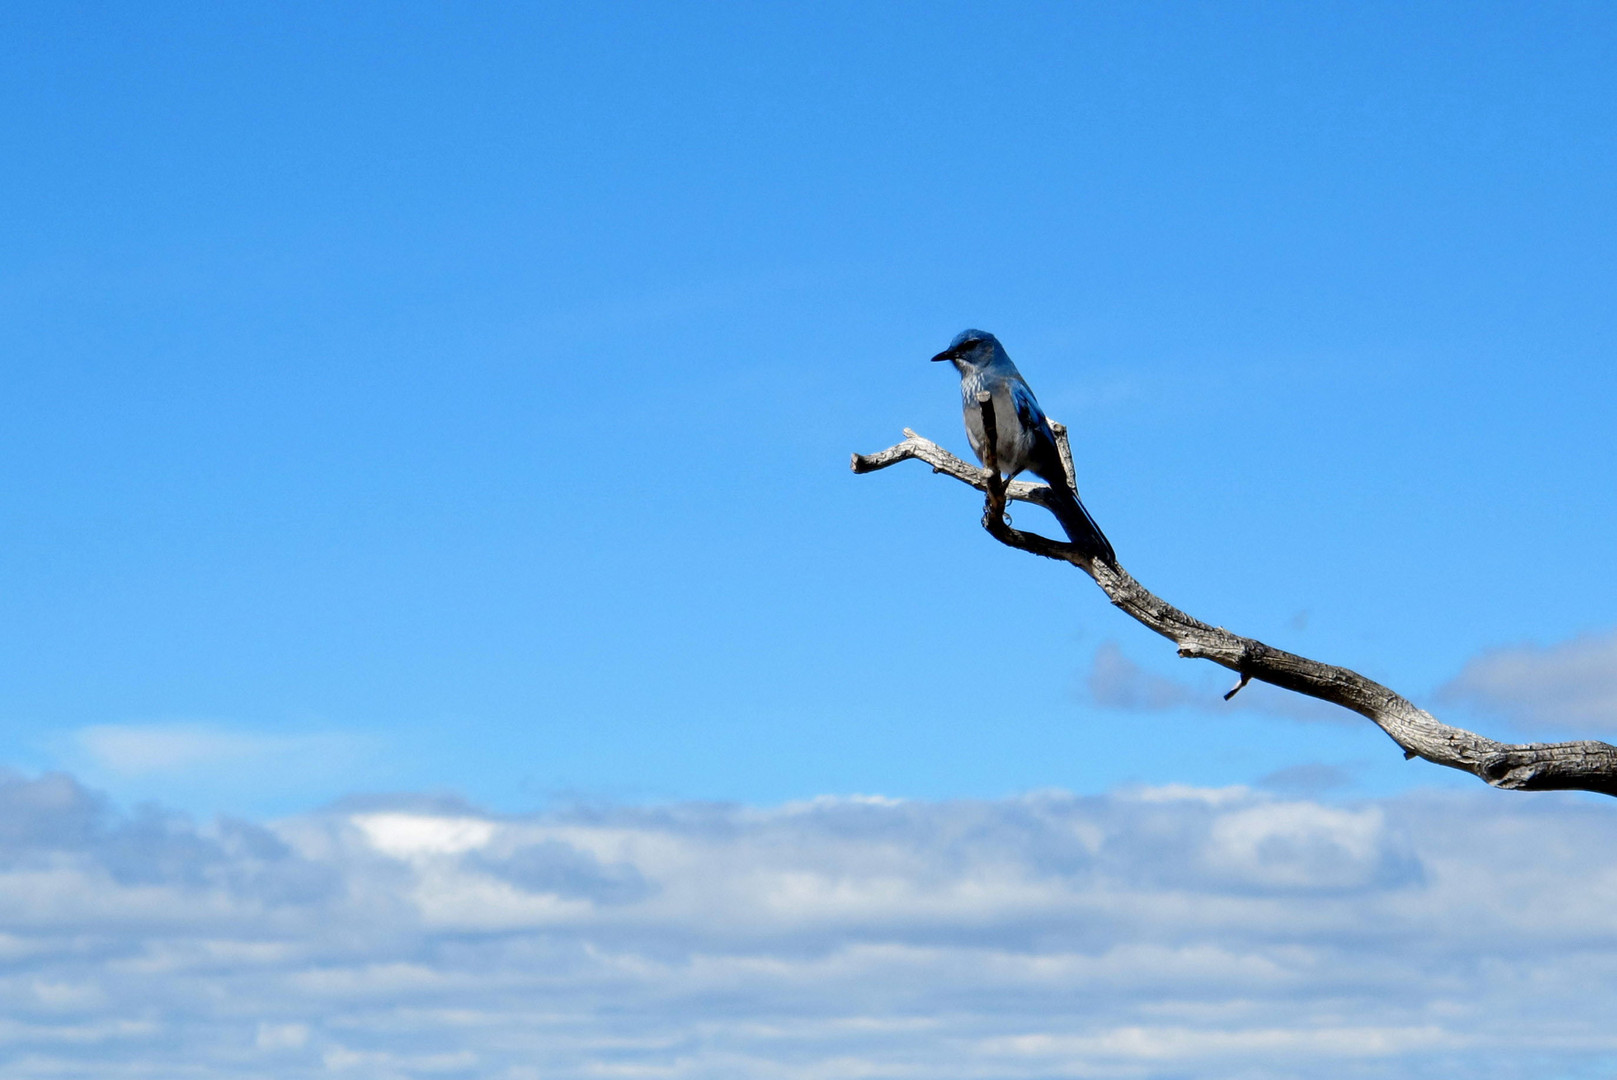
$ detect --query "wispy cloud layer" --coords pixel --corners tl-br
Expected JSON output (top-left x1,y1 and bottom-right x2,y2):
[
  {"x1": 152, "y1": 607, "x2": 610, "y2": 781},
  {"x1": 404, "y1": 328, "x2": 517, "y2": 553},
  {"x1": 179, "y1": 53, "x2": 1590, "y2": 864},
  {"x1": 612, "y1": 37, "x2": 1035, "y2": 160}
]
[
  {"x1": 73, "y1": 723, "x2": 369, "y2": 776},
  {"x1": 0, "y1": 770, "x2": 1615, "y2": 1078},
  {"x1": 52, "y1": 723, "x2": 388, "y2": 818},
  {"x1": 1439, "y1": 629, "x2": 1617, "y2": 732}
]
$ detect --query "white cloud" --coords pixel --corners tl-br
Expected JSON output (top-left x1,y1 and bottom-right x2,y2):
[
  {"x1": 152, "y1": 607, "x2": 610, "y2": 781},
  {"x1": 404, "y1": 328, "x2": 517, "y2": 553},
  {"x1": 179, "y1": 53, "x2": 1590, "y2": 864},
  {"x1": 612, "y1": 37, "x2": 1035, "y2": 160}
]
[
  {"x1": 0, "y1": 769, "x2": 1613, "y2": 1077},
  {"x1": 1205, "y1": 802, "x2": 1387, "y2": 889},
  {"x1": 1439, "y1": 629, "x2": 1617, "y2": 732},
  {"x1": 352, "y1": 813, "x2": 497, "y2": 858}
]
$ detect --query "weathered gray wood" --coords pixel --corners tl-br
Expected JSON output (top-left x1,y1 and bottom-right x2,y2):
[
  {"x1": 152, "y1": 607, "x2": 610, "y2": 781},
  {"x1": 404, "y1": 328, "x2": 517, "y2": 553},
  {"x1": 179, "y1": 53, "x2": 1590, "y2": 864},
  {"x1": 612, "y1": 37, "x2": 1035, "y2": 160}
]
[{"x1": 852, "y1": 412, "x2": 1617, "y2": 798}]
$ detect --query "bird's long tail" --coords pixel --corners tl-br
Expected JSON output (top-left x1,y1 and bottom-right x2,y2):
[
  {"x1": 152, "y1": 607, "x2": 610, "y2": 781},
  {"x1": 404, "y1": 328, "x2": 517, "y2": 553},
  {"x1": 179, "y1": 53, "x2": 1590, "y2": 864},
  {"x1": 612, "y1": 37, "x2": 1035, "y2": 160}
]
[{"x1": 1046, "y1": 486, "x2": 1117, "y2": 568}]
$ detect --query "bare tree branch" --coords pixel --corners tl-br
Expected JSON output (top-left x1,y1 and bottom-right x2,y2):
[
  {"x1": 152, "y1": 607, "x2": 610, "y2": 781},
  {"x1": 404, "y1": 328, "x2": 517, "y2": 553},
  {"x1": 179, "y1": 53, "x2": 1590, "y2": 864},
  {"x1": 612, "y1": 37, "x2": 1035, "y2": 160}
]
[{"x1": 852, "y1": 413, "x2": 1617, "y2": 798}]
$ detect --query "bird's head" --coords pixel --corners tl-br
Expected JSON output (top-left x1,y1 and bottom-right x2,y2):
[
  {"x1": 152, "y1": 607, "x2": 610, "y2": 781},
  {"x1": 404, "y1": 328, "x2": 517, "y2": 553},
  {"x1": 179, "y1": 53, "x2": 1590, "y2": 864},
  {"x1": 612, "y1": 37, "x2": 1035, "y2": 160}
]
[{"x1": 930, "y1": 329, "x2": 1003, "y2": 372}]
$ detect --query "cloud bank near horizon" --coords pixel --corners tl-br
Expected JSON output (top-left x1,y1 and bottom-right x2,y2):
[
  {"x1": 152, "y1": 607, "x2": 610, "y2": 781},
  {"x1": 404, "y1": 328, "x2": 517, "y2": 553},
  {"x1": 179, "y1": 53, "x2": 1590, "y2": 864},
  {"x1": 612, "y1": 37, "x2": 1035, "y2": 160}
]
[{"x1": 0, "y1": 771, "x2": 1615, "y2": 1078}]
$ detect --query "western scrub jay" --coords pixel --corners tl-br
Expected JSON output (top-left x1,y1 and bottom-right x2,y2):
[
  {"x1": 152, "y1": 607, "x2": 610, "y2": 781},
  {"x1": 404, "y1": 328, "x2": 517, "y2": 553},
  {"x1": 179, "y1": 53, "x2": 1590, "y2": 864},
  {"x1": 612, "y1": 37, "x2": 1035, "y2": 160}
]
[{"x1": 931, "y1": 329, "x2": 1117, "y2": 567}]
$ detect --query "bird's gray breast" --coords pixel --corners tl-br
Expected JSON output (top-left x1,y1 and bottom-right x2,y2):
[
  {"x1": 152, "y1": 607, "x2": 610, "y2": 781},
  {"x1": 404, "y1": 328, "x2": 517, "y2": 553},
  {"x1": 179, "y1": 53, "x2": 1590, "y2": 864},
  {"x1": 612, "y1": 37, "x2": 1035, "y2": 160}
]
[{"x1": 960, "y1": 376, "x2": 1035, "y2": 477}]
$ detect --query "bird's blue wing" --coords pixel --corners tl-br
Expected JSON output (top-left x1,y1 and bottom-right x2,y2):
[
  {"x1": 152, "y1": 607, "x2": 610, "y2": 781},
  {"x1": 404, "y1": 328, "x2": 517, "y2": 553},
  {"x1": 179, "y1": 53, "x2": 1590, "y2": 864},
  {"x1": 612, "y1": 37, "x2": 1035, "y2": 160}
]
[
  {"x1": 1009, "y1": 374, "x2": 1071, "y2": 487},
  {"x1": 1009, "y1": 377, "x2": 1052, "y2": 436}
]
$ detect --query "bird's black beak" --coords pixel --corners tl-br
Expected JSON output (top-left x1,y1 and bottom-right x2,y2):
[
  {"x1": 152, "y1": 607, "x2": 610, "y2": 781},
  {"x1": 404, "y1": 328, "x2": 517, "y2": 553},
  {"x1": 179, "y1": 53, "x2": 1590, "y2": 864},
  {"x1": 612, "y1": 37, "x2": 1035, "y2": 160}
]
[{"x1": 929, "y1": 347, "x2": 957, "y2": 363}]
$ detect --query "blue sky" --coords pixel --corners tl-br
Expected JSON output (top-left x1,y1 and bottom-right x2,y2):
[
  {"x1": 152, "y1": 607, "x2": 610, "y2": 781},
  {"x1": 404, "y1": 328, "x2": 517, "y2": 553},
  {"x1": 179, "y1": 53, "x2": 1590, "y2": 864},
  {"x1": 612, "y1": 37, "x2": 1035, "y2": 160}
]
[
  {"x1": 5, "y1": 2, "x2": 1617, "y2": 817},
  {"x1": 5, "y1": 3, "x2": 1617, "y2": 1076}
]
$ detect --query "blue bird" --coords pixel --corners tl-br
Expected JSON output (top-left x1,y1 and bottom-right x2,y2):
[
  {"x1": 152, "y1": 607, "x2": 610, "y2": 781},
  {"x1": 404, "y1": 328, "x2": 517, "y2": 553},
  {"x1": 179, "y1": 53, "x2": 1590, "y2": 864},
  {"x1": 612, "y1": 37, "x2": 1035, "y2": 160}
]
[{"x1": 931, "y1": 329, "x2": 1117, "y2": 567}]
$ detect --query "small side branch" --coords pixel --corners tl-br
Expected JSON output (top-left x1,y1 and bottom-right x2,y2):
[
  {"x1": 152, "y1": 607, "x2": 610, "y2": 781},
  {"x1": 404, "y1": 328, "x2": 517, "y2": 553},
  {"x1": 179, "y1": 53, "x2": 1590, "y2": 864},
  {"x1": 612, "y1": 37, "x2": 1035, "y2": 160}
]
[
  {"x1": 1047, "y1": 420, "x2": 1081, "y2": 499},
  {"x1": 853, "y1": 428, "x2": 1617, "y2": 798}
]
